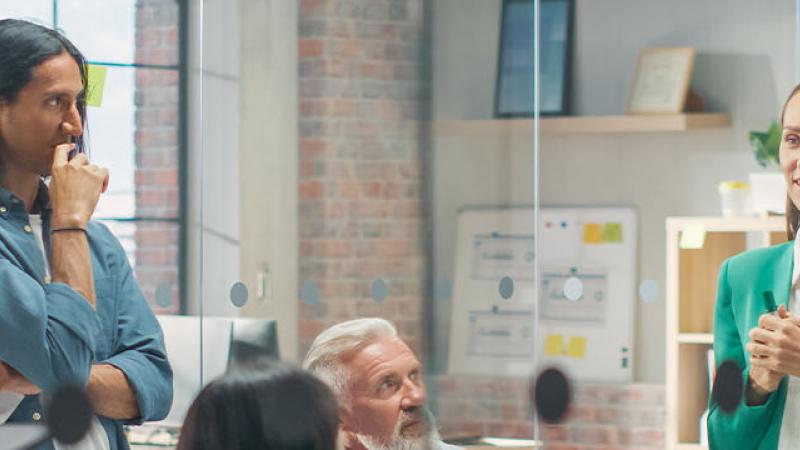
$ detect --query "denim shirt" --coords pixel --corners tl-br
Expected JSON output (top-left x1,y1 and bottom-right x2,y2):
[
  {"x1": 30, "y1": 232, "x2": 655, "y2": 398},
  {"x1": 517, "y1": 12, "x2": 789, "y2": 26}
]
[{"x1": 0, "y1": 183, "x2": 173, "y2": 450}]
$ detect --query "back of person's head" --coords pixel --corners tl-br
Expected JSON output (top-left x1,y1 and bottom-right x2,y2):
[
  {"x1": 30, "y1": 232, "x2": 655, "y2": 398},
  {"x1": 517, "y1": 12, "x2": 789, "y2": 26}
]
[
  {"x1": 0, "y1": 19, "x2": 88, "y2": 154},
  {"x1": 302, "y1": 318, "x2": 398, "y2": 402},
  {"x1": 177, "y1": 363, "x2": 340, "y2": 450}
]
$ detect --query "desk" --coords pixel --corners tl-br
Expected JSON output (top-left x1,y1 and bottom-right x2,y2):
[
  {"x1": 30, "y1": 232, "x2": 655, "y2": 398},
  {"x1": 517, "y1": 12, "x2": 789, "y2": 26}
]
[
  {"x1": 130, "y1": 445, "x2": 174, "y2": 450},
  {"x1": 463, "y1": 446, "x2": 539, "y2": 449},
  {"x1": 464, "y1": 447, "x2": 538, "y2": 449}
]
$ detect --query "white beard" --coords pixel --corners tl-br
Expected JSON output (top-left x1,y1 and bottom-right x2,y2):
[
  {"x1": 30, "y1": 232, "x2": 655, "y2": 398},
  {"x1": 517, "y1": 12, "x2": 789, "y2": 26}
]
[
  {"x1": 354, "y1": 409, "x2": 442, "y2": 450},
  {"x1": 355, "y1": 430, "x2": 440, "y2": 450}
]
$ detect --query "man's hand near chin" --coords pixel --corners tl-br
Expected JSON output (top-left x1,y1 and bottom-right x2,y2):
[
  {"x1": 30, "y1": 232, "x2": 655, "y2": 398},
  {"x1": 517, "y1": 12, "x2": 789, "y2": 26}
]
[{"x1": 0, "y1": 362, "x2": 41, "y2": 395}]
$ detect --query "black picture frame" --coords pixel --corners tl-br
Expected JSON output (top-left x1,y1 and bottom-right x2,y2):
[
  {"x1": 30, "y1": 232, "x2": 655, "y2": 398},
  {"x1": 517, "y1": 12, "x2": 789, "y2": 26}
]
[{"x1": 494, "y1": 0, "x2": 574, "y2": 118}]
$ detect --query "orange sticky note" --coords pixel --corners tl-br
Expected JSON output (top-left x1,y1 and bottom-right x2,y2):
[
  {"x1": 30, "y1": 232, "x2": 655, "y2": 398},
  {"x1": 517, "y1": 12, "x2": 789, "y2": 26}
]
[
  {"x1": 545, "y1": 334, "x2": 565, "y2": 356},
  {"x1": 567, "y1": 336, "x2": 587, "y2": 358},
  {"x1": 582, "y1": 224, "x2": 602, "y2": 244}
]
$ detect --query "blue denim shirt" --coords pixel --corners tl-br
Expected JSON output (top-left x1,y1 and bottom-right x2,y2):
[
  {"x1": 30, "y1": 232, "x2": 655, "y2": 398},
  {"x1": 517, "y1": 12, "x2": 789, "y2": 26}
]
[{"x1": 0, "y1": 183, "x2": 173, "y2": 450}]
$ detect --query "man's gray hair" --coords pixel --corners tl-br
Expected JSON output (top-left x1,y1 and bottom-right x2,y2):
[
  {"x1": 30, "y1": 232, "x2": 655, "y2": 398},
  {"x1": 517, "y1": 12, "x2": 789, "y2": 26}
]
[{"x1": 302, "y1": 318, "x2": 398, "y2": 404}]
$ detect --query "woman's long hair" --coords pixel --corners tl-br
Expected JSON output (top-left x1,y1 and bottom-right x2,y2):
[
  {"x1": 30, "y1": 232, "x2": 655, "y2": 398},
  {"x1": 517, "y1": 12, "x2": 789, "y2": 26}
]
[{"x1": 177, "y1": 364, "x2": 340, "y2": 450}]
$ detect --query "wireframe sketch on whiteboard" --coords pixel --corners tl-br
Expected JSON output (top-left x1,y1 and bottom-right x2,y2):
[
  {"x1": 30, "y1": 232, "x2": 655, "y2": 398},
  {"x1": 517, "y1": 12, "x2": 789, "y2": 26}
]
[
  {"x1": 448, "y1": 207, "x2": 636, "y2": 382},
  {"x1": 471, "y1": 233, "x2": 535, "y2": 281},
  {"x1": 540, "y1": 269, "x2": 608, "y2": 323},
  {"x1": 467, "y1": 310, "x2": 535, "y2": 357}
]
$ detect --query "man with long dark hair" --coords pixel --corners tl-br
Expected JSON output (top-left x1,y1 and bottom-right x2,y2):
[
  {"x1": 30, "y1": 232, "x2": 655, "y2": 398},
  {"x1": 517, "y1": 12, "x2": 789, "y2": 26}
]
[{"x1": 0, "y1": 19, "x2": 172, "y2": 449}]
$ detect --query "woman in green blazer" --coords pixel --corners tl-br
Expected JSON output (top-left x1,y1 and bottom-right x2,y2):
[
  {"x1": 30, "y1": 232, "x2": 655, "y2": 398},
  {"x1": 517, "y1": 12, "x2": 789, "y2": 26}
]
[{"x1": 708, "y1": 85, "x2": 800, "y2": 449}]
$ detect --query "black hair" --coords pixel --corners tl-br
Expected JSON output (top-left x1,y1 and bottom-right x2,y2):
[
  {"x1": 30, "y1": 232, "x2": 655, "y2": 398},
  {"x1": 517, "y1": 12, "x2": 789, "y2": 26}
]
[
  {"x1": 0, "y1": 18, "x2": 89, "y2": 170},
  {"x1": 177, "y1": 363, "x2": 340, "y2": 450}
]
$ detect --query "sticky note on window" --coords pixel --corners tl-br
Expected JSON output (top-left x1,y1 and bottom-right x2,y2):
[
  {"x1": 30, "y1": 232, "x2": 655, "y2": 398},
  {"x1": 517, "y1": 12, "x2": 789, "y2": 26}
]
[
  {"x1": 567, "y1": 336, "x2": 587, "y2": 358},
  {"x1": 679, "y1": 225, "x2": 706, "y2": 249},
  {"x1": 544, "y1": 334, "x2": 565, "y2": 356},
  {"x1": 602, "y1": 223, "x2": 623, "y2": 243},
  {"x1": 582, "y1": 224, "x2": 602, "y2": 244},
  {"x1": 85, "y1": 65, "x2": 107, "y2": 107}
]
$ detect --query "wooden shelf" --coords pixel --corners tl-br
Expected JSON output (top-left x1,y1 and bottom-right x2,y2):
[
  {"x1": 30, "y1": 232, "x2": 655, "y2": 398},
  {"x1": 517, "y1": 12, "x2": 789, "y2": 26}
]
[
  {"x1": 433, "y1": 113, "x2": 731, "y2": 136},
  {"x1": 666, "y1": 217, "x2": 788, "y2": 449},
  {"x1": 666, "y1": 216, "x2": 785, "y2": 233},
  {"x1": 677, "y1": 333, "x2": 713, "y2": 344}
]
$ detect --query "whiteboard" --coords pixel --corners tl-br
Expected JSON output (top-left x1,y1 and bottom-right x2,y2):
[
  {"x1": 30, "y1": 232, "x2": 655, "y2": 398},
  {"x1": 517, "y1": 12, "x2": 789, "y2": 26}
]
[{"x1": 447, "y1": 206, "x2": 637, "y2": 382}]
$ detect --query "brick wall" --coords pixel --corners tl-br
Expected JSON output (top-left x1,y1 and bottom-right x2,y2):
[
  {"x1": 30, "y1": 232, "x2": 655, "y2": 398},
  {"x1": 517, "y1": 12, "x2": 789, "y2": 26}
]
[
  {"x1": 293, "y1": 6, "x2": 668, "y2": 450},
  {"x1": 134, "y1": 0, "x2": 181, "y2": 313},
  {"x1": 433, "y1": 376, "x2": 666, "y2": 450},
  {"x1": 297, "y1": 0, "x2": 427, "y2": 354}
]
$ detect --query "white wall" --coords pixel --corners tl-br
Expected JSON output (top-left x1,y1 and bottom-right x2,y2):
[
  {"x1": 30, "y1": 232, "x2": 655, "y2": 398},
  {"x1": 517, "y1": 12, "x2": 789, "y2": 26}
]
[
  {"x1": 186, "y1": 0, "x2": 242, "y2": 319},
  {"x1": 432, "y1": 0, "x2": 797, "y2": 382},
  {"x1": 186, "y1": 0, "x2": 299, "y2": 361},
  {"x1": 237, "y1": 0, "x2": 299, "y2": 362}
]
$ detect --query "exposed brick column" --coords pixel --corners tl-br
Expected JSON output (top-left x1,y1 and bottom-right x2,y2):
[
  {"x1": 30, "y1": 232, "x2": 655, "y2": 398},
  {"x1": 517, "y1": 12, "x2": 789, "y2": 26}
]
[
  {"x1": 134, "y1": 0, "x2": 180, "y2": 313},
  {"x1": 297, "y1": 0, "x2": 426, "y2": 355}
]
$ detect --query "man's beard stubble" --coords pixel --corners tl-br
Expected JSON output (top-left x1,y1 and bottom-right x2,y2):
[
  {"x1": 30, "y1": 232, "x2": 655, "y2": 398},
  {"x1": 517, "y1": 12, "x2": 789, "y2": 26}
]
[{"x1": 354, "y1": 407, "x2": 441, "y2": 450}]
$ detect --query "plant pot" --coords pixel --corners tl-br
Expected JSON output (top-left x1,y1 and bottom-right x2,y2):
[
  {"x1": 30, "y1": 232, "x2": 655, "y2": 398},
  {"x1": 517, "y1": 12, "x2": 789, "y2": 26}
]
[{"x1": 749, "y1": 172, "x2": 786, "y2": 215}]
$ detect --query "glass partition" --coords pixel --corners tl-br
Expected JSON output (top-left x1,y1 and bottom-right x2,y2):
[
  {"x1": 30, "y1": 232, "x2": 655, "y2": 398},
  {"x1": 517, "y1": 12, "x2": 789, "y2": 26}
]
[
  {"x1": 535, "y1": 1, "x2": 798, "y2": 449},
  {"x1": 196, "y1": 0, "x2": 543, "y2": 447},
  {"x1": 5, "y1": 0, "x2": 800, "y2": 449},
  {"x1": 196, "y1": 0, "x2": 542, "y2": 447}
]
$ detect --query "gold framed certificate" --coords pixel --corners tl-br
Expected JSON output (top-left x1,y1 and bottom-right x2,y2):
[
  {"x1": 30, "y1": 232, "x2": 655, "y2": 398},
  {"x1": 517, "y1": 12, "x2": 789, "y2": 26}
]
[{"x1": 626, "y1": 47, "x2": 696, "y2": 114}]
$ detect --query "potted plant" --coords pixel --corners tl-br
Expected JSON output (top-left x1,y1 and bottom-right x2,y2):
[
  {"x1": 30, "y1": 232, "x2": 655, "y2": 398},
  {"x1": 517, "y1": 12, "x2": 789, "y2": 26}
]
[{"x1": 749, "y1": 121, "x2": 785, "y2": 215}]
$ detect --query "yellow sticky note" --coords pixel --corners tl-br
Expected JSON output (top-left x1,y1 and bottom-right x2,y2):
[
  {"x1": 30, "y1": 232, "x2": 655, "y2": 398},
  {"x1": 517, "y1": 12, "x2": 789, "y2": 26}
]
[
  {"x1": 544, "y1": 334, "x2": 565, "y2": 356},
  {"x1": 85, "y1": 65, "x2": 107, "y2": 107},
  {"x1": 679, "y1": 225, "x2": 706, "y2": 249},
  {"x1": 582, "y1": 224, "x2": 602, "y2": 244},
  {"x1": 567, "y1": 336, "x2": 587, "y2": 358},
  {"x1": 602, "y1": 223, "x2": 623, "y2": 243}
]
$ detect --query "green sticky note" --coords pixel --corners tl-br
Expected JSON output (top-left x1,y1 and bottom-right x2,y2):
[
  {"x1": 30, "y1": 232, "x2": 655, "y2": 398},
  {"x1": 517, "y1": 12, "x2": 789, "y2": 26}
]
[
  {"x1": 602, "y1": 223, "x2": 623, "y2": 243},
  {"x1": 679, "y1": 225, "x2": 706, "y2": 249},
  {"x1": 85, "y1": 65, "x2": 107, "y2": 107}
]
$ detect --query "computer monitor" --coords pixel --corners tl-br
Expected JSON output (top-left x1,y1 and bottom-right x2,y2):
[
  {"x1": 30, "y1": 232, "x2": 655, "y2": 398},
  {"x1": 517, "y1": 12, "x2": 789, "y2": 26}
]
[
  {"x1": 151, "y1": 315, "x2": 280, "y2": 428},
  {"x1": 229, "y1": 318, "x2": 280, "y2": 368}
]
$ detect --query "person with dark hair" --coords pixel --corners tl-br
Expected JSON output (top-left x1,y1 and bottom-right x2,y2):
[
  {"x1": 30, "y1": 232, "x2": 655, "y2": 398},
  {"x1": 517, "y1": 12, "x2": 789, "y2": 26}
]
[
  {"x1": 708, "y1": 84, "x2": 800, "y2": 449},
  {"x1": 177, "y1": 364, "x2": 342, "y2": 450},
  {"x1": 0, "y1": 18, "x2": 172, "y2": 450}
]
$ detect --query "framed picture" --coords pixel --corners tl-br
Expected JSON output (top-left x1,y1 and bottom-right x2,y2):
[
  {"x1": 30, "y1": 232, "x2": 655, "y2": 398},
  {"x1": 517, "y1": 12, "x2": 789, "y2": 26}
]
[
  {"x1": 494, "y1": 0, "x2": 574, "y2": 117},
  {"x1": 626, "y1": 47, "x2": 696, "y2": 114}
]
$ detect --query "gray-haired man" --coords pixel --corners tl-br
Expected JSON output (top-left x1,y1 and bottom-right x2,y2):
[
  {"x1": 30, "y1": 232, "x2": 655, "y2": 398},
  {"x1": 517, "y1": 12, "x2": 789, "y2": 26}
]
[{"x1": 303, "y1": 318, "x2": 461, "y2": 450}]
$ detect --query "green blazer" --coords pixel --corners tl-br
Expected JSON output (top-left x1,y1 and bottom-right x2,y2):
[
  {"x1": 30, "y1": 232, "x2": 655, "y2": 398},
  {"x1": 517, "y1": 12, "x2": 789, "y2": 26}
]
[{"x1": 708, "y1": 241, "x2": 793, "y2": 450}]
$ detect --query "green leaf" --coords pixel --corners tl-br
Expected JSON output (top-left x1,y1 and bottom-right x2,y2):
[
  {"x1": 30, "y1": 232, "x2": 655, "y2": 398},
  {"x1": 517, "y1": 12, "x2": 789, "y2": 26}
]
[
  {"x1": 749, "y1": 122, "x2": 781, "y2": 167},
  {"x1": 764, "y1": 121, "x2": 781, "y2": 163}
]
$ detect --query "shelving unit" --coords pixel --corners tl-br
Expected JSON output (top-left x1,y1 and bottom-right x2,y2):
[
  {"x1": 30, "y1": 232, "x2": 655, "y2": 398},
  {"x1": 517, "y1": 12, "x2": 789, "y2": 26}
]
[
  {"x1": 665, "y1": 216, "x2": 787, "y2": 449},
  {"x1": 433, "y1": 113, "x2": 731, "y2": 136}
]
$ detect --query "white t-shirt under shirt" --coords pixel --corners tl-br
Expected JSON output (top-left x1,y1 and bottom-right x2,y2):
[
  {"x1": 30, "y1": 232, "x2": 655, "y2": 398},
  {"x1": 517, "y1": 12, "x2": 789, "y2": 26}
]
[
  {"x1": 778, "y1": 237, "x2": 800, "y2": 449},
  {"x1": 25, "y1": 215, "x2": 110, "y2": 450}
]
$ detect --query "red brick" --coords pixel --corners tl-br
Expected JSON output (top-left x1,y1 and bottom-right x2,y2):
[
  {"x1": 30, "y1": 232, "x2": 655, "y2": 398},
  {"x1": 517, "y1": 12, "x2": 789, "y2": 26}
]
[
  {"x1": 299, "y1": 181, "x2": 325, "y2": 199},
  {"x1": 330, "y1": 39, "x2": 362, "y2": 58},
  {"x1": 299, "y1": 38, "x2": 324, "y2": 58},
  {"x1": 569, "y1": 426, "x2": 614, "y2": 445},
  {"x1": 300, "y1": 0, "x2": 325, "y2": 17}
]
